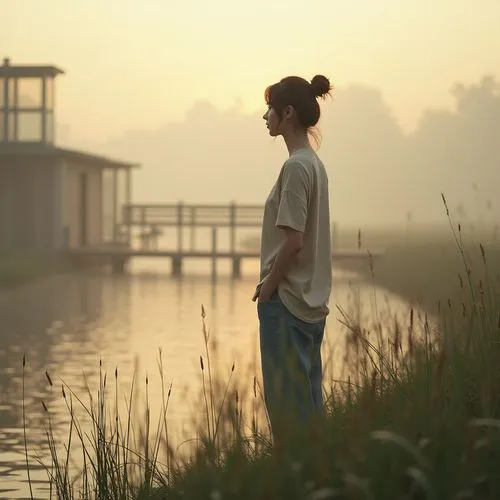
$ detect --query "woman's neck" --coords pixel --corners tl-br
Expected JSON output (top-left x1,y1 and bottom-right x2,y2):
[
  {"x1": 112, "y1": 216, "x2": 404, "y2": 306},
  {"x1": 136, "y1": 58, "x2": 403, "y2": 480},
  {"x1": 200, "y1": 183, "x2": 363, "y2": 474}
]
[{"x1": 283, "y1": 129, "x2": 311, "y2": 156}]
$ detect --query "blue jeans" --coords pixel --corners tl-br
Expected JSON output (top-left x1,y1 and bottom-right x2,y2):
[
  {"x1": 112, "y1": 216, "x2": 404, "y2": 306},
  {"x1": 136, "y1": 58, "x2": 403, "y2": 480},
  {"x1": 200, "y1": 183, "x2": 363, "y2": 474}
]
[{"x1": 258, "y1": 291, "x2": 325, "y2": 439}]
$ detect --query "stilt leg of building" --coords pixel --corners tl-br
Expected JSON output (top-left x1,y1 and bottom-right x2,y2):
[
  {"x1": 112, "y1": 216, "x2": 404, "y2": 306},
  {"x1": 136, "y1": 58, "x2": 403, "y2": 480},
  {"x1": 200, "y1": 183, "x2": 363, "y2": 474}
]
[{"x1": 111, "y1": 257, "x2": 128, "y2": 274}]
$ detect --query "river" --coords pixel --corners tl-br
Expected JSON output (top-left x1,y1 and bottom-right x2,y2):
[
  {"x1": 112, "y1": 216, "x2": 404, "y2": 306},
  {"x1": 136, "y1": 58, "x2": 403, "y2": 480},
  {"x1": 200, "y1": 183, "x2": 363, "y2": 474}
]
[{"x1": 0, "y1": 257, "x2": 419, "y2": 498}]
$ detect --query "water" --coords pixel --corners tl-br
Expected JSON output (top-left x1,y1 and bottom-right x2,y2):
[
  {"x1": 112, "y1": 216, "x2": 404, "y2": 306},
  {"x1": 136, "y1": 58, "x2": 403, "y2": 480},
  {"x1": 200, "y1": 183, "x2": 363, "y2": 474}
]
[{"x1": 0, "y1": 258, "x2": 419, "y2": 498}]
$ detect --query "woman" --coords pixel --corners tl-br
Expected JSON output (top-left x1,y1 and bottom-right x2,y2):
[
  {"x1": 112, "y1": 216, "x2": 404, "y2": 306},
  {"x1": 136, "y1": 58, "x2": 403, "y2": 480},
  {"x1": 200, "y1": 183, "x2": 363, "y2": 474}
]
[{"x1": 252, "y1": 74, "x2": 332, "y2": 442}]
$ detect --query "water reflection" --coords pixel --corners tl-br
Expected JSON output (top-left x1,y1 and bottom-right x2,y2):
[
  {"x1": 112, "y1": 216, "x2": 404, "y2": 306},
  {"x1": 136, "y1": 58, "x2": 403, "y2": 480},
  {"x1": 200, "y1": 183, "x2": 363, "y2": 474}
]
[{"x1": 0, "y1": 265, "x2": 416, "y2": 498}]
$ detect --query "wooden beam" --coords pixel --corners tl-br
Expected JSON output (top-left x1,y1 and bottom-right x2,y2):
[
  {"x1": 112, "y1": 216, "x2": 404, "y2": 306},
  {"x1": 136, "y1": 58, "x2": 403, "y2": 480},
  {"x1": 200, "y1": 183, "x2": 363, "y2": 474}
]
[{"x1": 64, "y1": 247, "x2": 384, "y2": 260}]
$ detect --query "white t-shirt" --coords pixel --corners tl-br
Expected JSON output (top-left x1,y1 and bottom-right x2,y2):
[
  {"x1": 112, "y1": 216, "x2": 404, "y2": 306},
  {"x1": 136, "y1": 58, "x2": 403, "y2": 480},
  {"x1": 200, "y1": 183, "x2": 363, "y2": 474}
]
[{"x1": 259, "y1": 147, "x2": 332, "y2": 323}]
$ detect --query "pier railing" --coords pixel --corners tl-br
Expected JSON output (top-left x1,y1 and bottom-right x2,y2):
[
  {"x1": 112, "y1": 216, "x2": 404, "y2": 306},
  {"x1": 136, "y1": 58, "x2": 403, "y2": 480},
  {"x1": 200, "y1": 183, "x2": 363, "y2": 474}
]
[
  {"x1": 64, "y1": 202, "x2": 376, "y2": 278},
  {"x1": 122, "y1": 202, "x2": 264, "y2": 228},
  {"x1": 121, "y1": 202, "x2": 264, "y2": 253}
]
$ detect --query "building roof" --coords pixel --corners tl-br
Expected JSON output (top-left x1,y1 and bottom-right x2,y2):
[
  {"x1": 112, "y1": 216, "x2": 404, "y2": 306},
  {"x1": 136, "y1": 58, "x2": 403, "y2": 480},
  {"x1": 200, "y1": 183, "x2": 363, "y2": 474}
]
[
  {"x1": 0, "y1": 59, "x2": 64, "y2": 78},
  {"x1": 0, "y1": 143, "x2": 140, "y2": 169}
]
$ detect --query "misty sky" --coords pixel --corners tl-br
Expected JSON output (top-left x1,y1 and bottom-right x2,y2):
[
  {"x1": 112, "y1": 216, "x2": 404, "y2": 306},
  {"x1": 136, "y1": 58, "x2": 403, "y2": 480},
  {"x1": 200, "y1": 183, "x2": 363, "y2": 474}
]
[
  {"x1": 4, "y1": 0, "x2": 499, "y2": 143},
  {"x1": 3, "y1": 0, "x2": 500, "y2": 227}
]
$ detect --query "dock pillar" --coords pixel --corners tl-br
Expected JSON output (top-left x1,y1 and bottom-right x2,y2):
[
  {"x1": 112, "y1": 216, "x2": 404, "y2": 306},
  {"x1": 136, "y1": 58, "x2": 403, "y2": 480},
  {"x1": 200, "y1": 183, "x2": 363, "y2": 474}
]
[
  {"x1": 211, "y1": 227, "x2": 217, "y2": 284},
  {"x1": 232, "y1": 257, "x2": 242, "y2": 279},
  {"x1": 172, "y1": 255, "x2": 183, "y2": 278}
]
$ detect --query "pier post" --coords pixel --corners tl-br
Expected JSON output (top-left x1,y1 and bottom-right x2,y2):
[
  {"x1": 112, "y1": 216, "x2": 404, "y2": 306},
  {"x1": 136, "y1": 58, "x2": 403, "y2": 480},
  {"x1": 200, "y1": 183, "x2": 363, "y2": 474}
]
[
  {"x1": 229, "y1": 202, "x2": 240, "y2": 278},
  {"x1": 232, "y1": 257, "x2": 241, "y2": 279},
  {"x1": 177, "y1": 201, "x2": 183, "y2": 252},
  {"x1": 172, "y1": 255, "x2": 182, "y2": 278},
  {"x1": 229, "y1": 201, "x2": 236, "y2": 255},
  {"x1": 125, "y1": 168, "x2": 132, "y2": 246},
  {"x1": 140, "y1": 207, "x2": 146, "y2": 249},
  {"x1": 190, "y1": 206, "x2": 196, "y2": 250},
  {"x1": 211, "y1": 227, "x2": 217, "y2": 284}
]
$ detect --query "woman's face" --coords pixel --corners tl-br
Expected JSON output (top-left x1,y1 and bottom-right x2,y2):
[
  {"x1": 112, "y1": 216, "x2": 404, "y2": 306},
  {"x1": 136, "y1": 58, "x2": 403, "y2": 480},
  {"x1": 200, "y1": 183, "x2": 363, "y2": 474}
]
[{"x1": 263, "y1": 105, "x2": 281, "y2": 137}]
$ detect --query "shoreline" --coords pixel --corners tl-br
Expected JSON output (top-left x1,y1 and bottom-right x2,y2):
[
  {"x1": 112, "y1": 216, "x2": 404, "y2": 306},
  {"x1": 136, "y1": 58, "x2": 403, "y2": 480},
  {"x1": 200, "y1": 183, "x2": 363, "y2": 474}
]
[{"x1": 0, "y1": 252, "x2": 69, "y2": 291}]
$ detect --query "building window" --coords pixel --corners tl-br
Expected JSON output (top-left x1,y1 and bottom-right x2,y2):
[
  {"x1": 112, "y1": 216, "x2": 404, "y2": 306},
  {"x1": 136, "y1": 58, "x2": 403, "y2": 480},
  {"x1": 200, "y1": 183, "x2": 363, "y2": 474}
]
[
  {"x1": 17, "y1": 111, "x2": 43, "y2": 142},
  {"x1": 7, "y1": 78, "x2": 15, "y2": 108},
  {"x1": 45, "y1": 110, "x2": 54, "y2": 143},
  {"x1": 0, "y1": 78, "x2": 4, "y2": 108},
  {"x1": 0, "y1": 76, "x2": 55, "y2": 142},
  {"x1": 18, "y1": 78, "x2": 43, "y2": 108},
  {"x1": 45, "y1": 77, "x2": 54, "y2": 110}
]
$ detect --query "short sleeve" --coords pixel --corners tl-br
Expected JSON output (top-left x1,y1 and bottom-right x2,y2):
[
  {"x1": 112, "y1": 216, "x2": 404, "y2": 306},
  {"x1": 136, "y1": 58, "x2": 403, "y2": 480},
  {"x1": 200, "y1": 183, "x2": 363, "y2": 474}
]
[{"x1": 275, "y1": 161, "x2": 310, "y2": 233}]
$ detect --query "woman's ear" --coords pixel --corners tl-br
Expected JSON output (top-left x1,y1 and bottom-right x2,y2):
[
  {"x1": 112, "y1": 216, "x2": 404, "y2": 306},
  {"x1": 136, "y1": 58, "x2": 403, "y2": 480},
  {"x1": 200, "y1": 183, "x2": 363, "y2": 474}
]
[{"x1": 283, "y1": 104, "x2": 294, "y2": 121}]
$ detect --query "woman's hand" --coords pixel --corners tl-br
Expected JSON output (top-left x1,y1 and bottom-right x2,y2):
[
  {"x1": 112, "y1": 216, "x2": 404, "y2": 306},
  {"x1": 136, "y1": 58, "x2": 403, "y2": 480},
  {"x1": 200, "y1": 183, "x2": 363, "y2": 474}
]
[{"x1": 257, "y1": 278, "x2": 275, "y2": 303}]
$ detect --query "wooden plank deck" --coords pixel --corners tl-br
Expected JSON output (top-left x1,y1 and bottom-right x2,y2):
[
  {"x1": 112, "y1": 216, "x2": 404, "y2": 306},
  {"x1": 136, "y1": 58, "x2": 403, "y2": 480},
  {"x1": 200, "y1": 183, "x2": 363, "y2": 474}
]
[
  {"x1": 63, "y1": 245, "x2": 384, "y2": 278},
  {"x1": 65, "y1": 246, "x2": 384, "y2": 260}
]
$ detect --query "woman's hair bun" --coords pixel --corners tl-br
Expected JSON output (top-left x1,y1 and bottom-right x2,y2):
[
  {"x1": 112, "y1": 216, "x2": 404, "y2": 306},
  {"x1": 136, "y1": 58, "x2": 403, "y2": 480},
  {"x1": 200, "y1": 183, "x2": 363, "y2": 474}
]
[{"x1": 310, "y1": 75, "x2": 331, "y2": 98}]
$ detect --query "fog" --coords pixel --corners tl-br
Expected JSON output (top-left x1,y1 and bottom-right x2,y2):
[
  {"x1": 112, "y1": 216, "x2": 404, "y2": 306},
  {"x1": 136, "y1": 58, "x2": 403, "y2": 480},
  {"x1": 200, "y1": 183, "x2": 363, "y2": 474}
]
[{"x1": 59, "y1": 75, "x2": 500, "y2": 228}]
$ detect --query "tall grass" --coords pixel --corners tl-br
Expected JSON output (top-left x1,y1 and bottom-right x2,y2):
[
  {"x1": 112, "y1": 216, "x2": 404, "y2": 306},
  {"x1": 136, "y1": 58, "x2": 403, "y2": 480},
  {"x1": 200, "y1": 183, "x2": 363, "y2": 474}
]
[{"x1": 23, "y1": 197, "x2": 500, "y2": 499}]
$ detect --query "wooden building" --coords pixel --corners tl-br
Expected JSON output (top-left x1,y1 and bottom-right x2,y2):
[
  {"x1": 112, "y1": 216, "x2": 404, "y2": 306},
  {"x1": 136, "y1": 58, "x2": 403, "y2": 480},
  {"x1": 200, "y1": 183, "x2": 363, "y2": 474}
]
[{"x1": 0, "y1": 57, "x2": 139, "y2": 252}]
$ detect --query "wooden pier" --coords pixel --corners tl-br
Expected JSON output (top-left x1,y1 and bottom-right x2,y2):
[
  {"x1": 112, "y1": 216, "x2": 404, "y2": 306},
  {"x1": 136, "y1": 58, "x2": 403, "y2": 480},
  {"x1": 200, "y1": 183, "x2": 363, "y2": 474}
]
[{"x1": 64, "y1": 202, "x2": 384, "y2": 279}]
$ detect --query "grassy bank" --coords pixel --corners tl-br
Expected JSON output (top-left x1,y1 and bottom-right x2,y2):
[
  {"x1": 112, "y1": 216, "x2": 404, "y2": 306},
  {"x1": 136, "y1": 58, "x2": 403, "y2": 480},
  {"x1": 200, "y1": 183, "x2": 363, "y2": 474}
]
[
  {"x1": 26, "y1": 221, "x2": 500, "y2": 499},
  {"x1": 0, "y1": 251, "x2": 66, "y2": 290}
]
